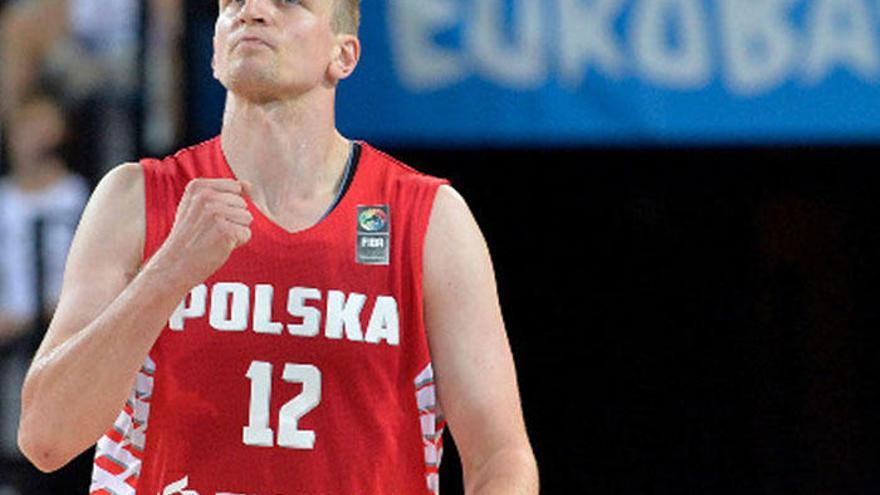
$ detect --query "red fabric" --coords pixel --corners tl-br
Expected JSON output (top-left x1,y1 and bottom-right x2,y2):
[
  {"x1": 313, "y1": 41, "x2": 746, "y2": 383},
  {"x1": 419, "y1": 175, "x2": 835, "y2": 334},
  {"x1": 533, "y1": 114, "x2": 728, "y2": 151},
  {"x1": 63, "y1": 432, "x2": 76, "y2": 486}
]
[{"x1": 134, "y1": 137, "x2": 448, "y2": 494}]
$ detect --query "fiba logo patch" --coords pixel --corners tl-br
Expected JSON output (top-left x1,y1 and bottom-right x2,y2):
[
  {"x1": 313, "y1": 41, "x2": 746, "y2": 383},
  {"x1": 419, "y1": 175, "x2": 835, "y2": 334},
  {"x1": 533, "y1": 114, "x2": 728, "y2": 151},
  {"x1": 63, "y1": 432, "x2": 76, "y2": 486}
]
[
  {"x1": 358, "y1": 207, "x2": 387, "y2": 232},
  {"x1": 356, "y1": 205, "x2": 390, "y2": 265}
]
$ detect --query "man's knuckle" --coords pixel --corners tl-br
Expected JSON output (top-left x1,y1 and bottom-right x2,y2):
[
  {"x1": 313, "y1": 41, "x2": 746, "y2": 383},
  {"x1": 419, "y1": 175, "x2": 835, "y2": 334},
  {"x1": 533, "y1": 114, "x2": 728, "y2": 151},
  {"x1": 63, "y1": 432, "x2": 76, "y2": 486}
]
[
  {"x1": 186, "y1": 179, "x2": 206, "y2": 193},
  {"x1": 205, "y1": 202, "x2": 223, "y2": 215},
  {"x1": 198, "y1": 189, "x2": 220, "y2": 206}
]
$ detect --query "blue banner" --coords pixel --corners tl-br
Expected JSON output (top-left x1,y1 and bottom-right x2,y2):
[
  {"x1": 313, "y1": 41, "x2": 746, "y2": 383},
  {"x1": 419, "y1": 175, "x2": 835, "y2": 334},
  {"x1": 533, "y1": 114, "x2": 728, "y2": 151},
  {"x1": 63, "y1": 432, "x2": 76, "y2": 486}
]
[{"x1": 335, "y1": 0, "x2": 880, "y2": 146}]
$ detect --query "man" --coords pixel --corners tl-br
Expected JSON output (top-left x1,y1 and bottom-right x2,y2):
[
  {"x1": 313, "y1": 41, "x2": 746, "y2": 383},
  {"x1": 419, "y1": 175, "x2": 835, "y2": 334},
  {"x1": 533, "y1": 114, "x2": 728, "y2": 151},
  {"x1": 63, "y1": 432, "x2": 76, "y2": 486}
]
[{"x1": 17, "y1": 1, "x2": 538, "y2": 494}]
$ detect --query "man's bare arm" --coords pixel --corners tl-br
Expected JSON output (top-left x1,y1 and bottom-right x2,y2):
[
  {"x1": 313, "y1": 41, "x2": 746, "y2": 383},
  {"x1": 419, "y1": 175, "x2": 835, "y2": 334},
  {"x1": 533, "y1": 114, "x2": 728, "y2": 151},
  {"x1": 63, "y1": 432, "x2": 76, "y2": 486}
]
[
  {"x1": 18, "y1": 163, "x2": 160, "y2": 472},
  {"x1": 18, "y1": 165, "x2": 252, "y2": 472},
  {"x1": 424, "y1": 185, "x2": 539, "y2": 495}
]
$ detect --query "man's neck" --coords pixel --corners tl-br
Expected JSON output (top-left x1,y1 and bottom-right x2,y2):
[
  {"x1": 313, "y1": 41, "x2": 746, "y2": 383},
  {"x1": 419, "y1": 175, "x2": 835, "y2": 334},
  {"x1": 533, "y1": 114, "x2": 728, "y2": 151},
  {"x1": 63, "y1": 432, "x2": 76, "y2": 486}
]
[{"x1": 220, "y1": 92, "x2": 351, "y2": 213}]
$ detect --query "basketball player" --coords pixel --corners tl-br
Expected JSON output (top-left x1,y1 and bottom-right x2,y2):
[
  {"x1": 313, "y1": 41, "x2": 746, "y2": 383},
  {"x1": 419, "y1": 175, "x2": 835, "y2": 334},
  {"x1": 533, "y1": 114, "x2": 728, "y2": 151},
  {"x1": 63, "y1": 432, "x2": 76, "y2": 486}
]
[{"x1": 17, "y1": 1, "x2": 538, "y2": 494}]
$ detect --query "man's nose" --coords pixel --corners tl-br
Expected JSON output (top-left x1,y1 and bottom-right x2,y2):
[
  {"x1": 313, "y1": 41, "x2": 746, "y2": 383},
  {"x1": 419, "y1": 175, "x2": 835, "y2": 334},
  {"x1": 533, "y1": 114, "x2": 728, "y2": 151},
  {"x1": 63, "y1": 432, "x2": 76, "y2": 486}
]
[{"x1": 237, "y1": 0, "x2": 271, "y2": 24}]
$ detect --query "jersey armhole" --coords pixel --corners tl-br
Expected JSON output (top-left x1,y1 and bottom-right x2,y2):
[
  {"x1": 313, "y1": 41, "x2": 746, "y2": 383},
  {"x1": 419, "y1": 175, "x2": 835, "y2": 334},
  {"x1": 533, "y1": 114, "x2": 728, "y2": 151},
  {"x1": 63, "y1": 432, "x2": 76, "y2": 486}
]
[{"x1": 139, "y1": 158, "x2": 168, "y2": 264}]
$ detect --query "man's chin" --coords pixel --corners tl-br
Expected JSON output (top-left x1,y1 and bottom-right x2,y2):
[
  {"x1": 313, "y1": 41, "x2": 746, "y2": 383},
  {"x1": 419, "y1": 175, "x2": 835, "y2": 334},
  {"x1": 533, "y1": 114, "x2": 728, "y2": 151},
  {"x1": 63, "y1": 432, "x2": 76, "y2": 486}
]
[
  {"x1": 227, "y1": 79, "x2": 312, "y2": 104},
  {"x1": 226, "y1": 78, "x2": 283, "y2": 103}
]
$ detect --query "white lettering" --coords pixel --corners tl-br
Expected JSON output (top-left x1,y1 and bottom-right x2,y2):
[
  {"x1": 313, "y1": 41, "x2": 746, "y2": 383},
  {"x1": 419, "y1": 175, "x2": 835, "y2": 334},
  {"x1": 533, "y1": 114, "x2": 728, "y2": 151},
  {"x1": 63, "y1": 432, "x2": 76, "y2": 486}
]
[
  {"x1": 469, "y1": 0, "x2": 547, "y2": 88},
  {"x1": 253, "y1": 284, "x2": 283, "y2": 335},
  {"x1": 287, "y1": 287, "x2": 322, "y2": 337},
  {"x1": 161, "y1": 475, "x2": 199, "y2": 495},
  {"x1": 558, "y1": 0, "x2": 627, "y2": 87},
  {"x1": 365, "y1": 296, "x2": 400, "y2": 346},
  {"x1": 804, "y1": 0, "x2": 879, "y2": 83},
  {"x1": 169, "y1": 284, "x2": 207, "y2": 331},
  {"x1": 209, "y1": 283, "x2": 249, "y2": 332},
  {"x1": 389, "y1": 0, "x2": 466, "y2": 91},
  {"x1": 632, "y1": 0, "x2": 712, "y2": 88},
  {"x1": 325, "y1": 291, "x2": 367, "y2": 342},
  {"x1": 361, "y1": 237, "x2": 385, "y2": 248},
  {"x1": 385, "y1": 0, "x2": 880, "y2": 97},
  {"x1": 169, "y1": 283, "x2": 400, "y2": 347},
  {"x1": 718, "y1": 0, "x2": 798, "y2": 95}
]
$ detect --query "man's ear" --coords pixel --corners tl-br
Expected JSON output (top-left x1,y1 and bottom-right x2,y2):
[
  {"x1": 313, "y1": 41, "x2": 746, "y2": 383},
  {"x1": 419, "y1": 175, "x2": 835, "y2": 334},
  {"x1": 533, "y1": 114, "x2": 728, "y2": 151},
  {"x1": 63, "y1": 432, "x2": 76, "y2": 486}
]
[{"x1": 329, "y1": 35, "x2": 361, "y2": 81}]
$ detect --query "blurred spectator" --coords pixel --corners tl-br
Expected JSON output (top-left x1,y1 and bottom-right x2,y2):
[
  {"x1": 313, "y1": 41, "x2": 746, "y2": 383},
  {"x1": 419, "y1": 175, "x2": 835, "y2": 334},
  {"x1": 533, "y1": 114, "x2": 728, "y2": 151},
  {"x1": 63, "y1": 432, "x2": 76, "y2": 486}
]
[
  {"x1": 0, "y1": 93, "x2": 88, "y2": 494},
  {"x1": 0, "y1": 0, "x2": 182, "y2": 180}
]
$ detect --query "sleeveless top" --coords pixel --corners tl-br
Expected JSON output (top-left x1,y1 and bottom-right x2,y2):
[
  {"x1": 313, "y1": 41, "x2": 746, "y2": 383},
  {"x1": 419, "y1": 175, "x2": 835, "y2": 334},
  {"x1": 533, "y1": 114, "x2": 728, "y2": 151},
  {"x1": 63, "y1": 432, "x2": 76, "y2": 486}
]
[{"x1": 89, "y1": 137, "x2": 450, "y2": 495}]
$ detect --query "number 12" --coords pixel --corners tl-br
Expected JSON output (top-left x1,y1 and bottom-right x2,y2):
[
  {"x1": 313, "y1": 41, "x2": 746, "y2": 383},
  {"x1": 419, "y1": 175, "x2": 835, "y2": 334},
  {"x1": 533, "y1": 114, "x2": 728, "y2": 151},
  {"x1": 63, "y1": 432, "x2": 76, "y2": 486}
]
[{"x1": 243, "y1": 361, "x2": 322, "y2": 450}]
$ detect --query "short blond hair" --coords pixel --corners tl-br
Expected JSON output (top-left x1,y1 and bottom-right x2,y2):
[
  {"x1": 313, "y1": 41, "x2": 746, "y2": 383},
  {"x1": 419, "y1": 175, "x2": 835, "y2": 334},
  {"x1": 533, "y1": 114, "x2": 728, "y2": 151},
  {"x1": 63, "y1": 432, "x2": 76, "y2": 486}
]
[{"x1": 332, "y1": 0, "x2": 360, "y2": 35}]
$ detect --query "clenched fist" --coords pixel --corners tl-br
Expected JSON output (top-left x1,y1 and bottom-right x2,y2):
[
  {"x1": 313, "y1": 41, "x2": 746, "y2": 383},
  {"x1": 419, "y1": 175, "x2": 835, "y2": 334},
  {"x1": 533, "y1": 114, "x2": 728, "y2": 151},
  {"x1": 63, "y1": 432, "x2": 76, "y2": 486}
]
[{"x1": 151, "y1": 178, "x2": 254, "y2": 290}]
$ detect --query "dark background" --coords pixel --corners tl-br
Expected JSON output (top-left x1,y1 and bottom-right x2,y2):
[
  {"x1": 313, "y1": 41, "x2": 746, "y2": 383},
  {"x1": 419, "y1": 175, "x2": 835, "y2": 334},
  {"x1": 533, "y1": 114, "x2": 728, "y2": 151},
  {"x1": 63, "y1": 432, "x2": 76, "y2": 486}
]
[{"x1": 395, "y1": 145, "x2": 880, "y2": 494}]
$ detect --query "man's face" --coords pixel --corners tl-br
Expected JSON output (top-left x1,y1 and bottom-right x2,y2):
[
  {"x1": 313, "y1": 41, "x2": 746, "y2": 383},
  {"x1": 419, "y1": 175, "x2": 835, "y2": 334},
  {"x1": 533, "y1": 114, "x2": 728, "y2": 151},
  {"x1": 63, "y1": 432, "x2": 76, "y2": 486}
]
[{"x1": 213, "y1": 0, "x2": 340, "y2": 102}]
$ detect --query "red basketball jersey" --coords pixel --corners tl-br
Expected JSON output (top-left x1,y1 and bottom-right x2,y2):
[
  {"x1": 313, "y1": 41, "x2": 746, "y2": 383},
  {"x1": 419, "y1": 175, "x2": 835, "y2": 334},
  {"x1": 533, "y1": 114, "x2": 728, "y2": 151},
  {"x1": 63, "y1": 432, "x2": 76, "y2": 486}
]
[{"x1": 90, "y1": 137, "x2": 449, "y2": 495}]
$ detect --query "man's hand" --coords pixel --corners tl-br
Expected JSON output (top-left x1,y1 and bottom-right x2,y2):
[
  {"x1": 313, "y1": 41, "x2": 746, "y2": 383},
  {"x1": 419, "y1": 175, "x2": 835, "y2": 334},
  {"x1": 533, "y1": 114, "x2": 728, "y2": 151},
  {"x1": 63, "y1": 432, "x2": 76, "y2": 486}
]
[
  {"x1": 18, "y1": 168, "x2": 256, "y2": 472},
  {"x1": 151, "y1": 179, "x2": 254, "y2": 291}
]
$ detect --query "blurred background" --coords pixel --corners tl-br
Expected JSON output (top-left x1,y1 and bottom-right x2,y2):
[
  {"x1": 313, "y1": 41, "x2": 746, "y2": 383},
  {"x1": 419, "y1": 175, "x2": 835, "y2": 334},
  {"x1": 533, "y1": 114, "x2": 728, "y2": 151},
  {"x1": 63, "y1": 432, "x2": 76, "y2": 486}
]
[{"x1": 1, "y1": 0, "x2": 880, "y2": 493}]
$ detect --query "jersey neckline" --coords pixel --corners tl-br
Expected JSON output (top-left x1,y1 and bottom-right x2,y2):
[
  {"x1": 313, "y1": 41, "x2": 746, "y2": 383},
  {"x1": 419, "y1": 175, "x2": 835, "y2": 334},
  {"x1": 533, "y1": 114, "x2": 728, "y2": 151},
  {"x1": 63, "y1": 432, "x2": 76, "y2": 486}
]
[{"x1": 213, "y1": 136, "x2": 366, "y2": 243}]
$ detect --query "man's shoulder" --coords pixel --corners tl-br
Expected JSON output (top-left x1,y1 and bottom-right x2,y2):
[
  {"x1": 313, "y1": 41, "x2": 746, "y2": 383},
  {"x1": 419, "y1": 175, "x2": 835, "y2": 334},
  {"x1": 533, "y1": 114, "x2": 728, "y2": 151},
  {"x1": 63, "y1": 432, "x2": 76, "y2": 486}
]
[
  {"x1": 166, "y1": 137, "x2": 220, "y2": 162},
  {"x1": 359, "y1": 141, "x2": 448, "y2": 188},
  {"x1": 95, "y1": 163, "x2": 144, "y2": 206},
  {"x1": 140, "y1": 136, "x2": 221, "y2": 181}
]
